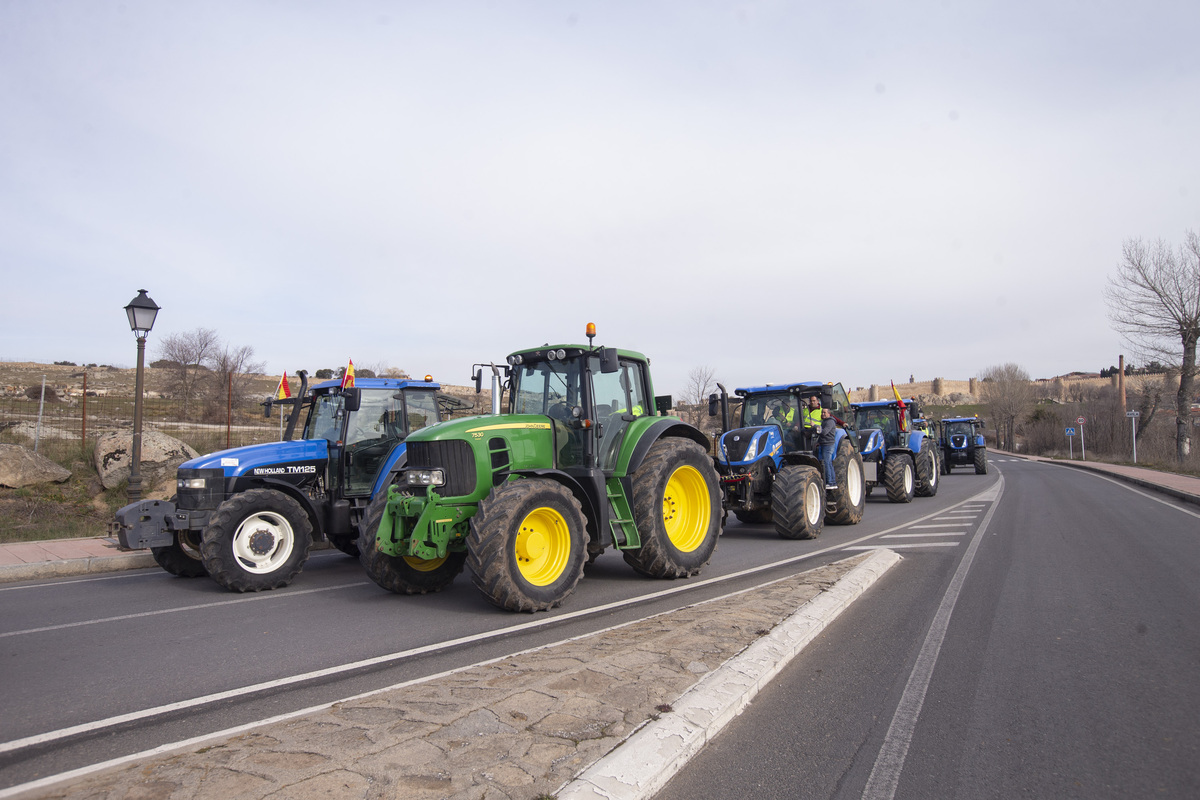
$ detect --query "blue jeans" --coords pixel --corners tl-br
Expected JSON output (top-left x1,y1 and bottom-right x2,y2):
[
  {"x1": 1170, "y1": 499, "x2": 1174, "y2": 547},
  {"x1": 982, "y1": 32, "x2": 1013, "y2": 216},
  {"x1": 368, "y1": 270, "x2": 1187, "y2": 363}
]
[{"x1": 818, "y1": 443, "x2": 836, "y2": 486}]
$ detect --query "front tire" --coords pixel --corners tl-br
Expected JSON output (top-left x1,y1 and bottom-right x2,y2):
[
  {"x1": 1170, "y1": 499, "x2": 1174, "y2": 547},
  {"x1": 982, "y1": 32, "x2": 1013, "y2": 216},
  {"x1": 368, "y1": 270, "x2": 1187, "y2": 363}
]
[
  {"x1": 771, "y1": 465, "x2": 825, "y2": 539},
  {"x1": 201, "y1": 489, "x2": 312, "y2": 591},
  {"x1": 826, "y1": 440, "x2": 865, "y2": 525},
  {"x1": 468, "y1": 479, "x2": 589, "y2": 612},
  {"x1": 624, "y1": 439, "x2": 722, "y2": 578},
  {"x1": 360, "y1": 490, "x2": 466, "y2": 594},
  {"x1": 883, "y1": 454, "x2": 915, "y2": 504},
  {"x1": 914, "y1": 440, "x2": 939, "y2": 497},
  {"x1": 974, "y1": 447, "x2": 989, "y2": 474},
  {"x1": 152, "y1": 529, "x2": 207, "y2": 578}
]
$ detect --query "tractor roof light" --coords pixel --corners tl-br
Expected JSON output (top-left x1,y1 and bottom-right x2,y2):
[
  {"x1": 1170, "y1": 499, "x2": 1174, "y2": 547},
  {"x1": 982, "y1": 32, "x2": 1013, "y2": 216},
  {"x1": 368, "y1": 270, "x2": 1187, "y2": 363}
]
[
  {"x1": 586, "y1": 322, "x2": 596, "y2": 346},
  {"x1": 556, "y1": 348, "x2": 567, "y2": 360},
  {"x1": 425, "y1": 374, "x2": 433, "y2": 382},
  {"x1": 507, "y1": 354, "x2": 524, "y2": 366}
]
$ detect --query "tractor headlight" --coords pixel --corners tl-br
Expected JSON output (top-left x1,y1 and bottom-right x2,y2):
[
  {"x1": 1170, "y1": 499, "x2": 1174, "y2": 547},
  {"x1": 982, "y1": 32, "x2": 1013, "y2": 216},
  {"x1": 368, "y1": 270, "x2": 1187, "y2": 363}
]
[
  {"x1": 507, "y1": 354, "x2": 524, "y2": 366},
  {"x1": 179, "y1": 477, "x2": 208, "y2": 490},
  {"x1": 405, "y1": 469, "x2": 446, "y2": 487},
  {"x1": 744, "y1": 434, "x2": 760, "y2": 461}
]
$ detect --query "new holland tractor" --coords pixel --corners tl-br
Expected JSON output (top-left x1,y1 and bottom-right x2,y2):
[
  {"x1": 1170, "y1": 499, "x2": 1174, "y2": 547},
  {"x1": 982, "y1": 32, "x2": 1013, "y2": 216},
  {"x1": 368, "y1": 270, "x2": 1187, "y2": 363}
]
[
  {"x1": 708, "y1": 381, "x2": 865, "y2": 539},
  {"x1": 938, "y1": 416, "x2": 988, "y2": 474},
  {"x1": 113, "y1": 373, "x2": 458, "y2": 591},
  {"x1": 358, "y1": 325, "x2": 723, "y2": 613},
  {"x1": 851, "y1": 399, "x2": 939, "y2": 503}
]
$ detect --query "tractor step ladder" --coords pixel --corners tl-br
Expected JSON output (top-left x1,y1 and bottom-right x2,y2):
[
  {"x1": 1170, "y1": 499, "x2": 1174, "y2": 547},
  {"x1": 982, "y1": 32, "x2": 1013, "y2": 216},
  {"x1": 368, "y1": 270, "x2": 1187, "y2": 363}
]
[{"x1": 605, "y1": 477, "x2": 640, "y2": 548}]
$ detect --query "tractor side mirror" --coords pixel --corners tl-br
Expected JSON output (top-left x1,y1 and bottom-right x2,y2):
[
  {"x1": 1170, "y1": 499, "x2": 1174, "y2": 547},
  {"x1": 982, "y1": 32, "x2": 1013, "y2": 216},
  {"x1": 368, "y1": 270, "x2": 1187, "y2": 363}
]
[
  {"x1": 821, "y1": 386, "x2": 834, "y2": 408},
  {"x1": 978, "y1": 419, "x2": 986, "y2": 429},
  {"x1": 708, "y1": 393, "x2": 719, "y2": 416},
  {"x1": 655, "y1": 395, "x2": 673, "y2": 414},
  {"x1": 473, "y1": 368, "x2": 483, "y2": 394},
  {"x1": 599, "y1": 348, "x2": 620, "y2": 374},
  {"x1": 342, "y1": 388, "x2": 361, "y2": 412}
]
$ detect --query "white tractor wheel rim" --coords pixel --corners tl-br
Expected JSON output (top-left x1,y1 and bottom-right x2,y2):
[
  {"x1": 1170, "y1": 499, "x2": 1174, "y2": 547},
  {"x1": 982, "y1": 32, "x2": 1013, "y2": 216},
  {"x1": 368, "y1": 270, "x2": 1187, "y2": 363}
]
[
  {"x1": 805, "y1": 481, "x2": 822, "y2": 525},
  {"x1": 904, "y1": 463, "x2": 914, "y2": 493},
  {"x1": 232, "y1": 511, "x2": 295, "y2": 574},
  {"x1": 848, "y1": 459, "x2": 863, "y2": 504}
]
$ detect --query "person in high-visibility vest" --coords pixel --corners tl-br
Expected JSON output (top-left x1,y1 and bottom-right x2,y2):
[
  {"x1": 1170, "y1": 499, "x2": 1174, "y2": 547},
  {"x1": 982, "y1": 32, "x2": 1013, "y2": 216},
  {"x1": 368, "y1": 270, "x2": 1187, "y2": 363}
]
[{"x1": 803, "y1": 396, "x2": 823, "y2": 448}]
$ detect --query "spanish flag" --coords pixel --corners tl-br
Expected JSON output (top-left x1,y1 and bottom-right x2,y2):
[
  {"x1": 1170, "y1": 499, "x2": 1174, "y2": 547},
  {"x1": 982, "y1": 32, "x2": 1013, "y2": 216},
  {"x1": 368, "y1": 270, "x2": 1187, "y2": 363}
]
[
  {"x1": 891, "y1": 380, "x2": 907, "y2": 431},
  {"x1": 275, "y1": 371, "x2": 291, "y2": 400},
  {"x1": 340, "y1": 359, "x2": 356, "y2": 389}
]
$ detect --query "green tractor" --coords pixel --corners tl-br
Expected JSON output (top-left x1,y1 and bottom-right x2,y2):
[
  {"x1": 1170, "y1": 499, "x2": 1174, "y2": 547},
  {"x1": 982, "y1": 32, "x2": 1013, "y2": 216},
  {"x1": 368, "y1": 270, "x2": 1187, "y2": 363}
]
[{"x1": 359, "y1": 326, "x2": 723, "y2": 612}]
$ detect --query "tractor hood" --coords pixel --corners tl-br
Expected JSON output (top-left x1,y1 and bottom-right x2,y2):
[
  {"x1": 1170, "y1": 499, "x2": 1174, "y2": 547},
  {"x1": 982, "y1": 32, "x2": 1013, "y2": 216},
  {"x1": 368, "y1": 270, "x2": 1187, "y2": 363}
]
[
  {"x1": 180, "y1": 439, "x2": 330, "y2": 479},
  {"x1": 718, "y1": 425, "x2": 783, "y2": 466}
]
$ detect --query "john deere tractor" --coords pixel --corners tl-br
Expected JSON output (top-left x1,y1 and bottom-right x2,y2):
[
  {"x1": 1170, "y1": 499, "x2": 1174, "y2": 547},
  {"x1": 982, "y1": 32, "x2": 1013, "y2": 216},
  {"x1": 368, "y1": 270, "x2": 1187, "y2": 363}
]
[
  {"x1": 851, "y1": 399, "x2": 939, "y2": 502},
  {"x1": 359, "y1": 326, "x2": 723, "y2": 612},
  {"x1": 938, "y1": 416, "x2": 988, "y2": 474},
  {"x1": 708, "y1": 381, "x2": 865, "y2": 539},
  {"x1": 113, "y1": 373, "x2": 458, "y2": 591}
]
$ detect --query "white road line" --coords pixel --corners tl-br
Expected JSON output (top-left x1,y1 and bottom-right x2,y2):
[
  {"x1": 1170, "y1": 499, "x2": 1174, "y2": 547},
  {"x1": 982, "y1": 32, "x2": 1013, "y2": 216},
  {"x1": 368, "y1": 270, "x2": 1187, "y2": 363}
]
[
  {"x1": 882, "y1": 533, "x2": 964, "y2": 538},
  {"x1": 0, "y1": 581, "x2": 371, "y2": 639},
  {"x1": 861, "y1": 474, "x2": 1004, "y2": 800},
  {"x1": 845, "y1": 543, "x2": 960, "y2": 550},
  {"x1": 907, "y1": 523, "x2": 969, "y2": 529}
]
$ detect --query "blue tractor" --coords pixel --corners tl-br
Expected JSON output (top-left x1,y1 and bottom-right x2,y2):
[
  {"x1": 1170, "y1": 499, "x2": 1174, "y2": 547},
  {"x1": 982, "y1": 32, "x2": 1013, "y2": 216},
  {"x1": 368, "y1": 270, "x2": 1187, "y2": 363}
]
[
  {"x1": 709, "y1": 381, "x2": 865, "y2": 539},
  {"x1": 851, "y1": 399, "x2": 940, "y2": 503},
  {"x1": 113, "y1": 372, "x2": 461, "y2": 591},
  {"x1": 938, "y1": 416, "x2": 988, "y2": 474}
]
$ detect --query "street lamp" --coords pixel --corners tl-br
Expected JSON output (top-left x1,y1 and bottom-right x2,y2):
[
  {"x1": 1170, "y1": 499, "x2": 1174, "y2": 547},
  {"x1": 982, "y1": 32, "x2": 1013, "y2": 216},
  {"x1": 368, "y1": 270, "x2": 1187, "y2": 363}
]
[{"x1": 124, "y1": 289, "x2": 159, "y2": 502}]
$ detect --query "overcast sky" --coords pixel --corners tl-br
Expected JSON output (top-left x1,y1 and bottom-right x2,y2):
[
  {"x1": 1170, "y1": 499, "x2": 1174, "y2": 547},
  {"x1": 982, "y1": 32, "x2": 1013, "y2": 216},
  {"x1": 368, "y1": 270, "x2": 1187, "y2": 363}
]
[{"x1": 2, "y1": 1, "x2": 1197, "y2": 398}]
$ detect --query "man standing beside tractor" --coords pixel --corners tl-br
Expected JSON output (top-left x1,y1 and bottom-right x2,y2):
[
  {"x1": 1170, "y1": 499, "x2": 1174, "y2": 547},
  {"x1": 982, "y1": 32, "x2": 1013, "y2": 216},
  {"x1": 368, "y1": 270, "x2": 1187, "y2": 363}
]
[{"x1": 817, "y1": 407, "x2": 838, "y2": 490}]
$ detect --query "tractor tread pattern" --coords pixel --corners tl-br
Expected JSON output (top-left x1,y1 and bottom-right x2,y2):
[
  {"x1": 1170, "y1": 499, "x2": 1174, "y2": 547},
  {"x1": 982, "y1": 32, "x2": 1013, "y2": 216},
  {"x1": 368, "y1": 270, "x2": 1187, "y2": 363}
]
[
  {"x1": 623, "y1": 439, "x2": 722, "y2": 579},
  {"x1": 468, "y1": 480, "x2": 588, "y2": 612},
  {"x1": 883, "y1": 454, "x2": 915, "y2": 504},
  {"x1": 771, "y1": 465, "x2": 824, "y2": 539},
  {"x1": 359, "y1": 489, "x2": 467, "y2": 595},
  {"x1": 201, "y1": 488, "x2": 312, "y2": 592}
]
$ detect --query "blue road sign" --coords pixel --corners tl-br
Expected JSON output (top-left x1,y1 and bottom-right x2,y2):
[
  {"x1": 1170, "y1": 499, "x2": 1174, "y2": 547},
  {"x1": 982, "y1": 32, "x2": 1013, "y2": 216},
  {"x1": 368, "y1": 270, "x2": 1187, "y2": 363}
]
[{"x1": 1065, "y1": 427, "x2": 1076, "y2": 436}]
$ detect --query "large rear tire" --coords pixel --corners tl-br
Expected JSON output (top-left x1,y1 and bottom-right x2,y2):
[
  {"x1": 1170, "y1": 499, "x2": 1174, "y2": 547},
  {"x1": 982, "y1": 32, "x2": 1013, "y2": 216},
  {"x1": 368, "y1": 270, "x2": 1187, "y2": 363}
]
[
  {"x1": 914, "y1": 440, "x2": 939, "y2": 497},
  {"x1": 152, "y1": 529, "x2": 207, "y2": 578},
  {"x1": 201, "y1": 489, "x2": 312, "y2": 591},
  {"x1": 360, "y1": 490, "x2": 466, "y2": 594},
  {"x1": 826, "y1": 440, "x2": 865, "y2": 526},
  {"x1": 468, "y1": 479, "x2": 589, "y2": 612},
  {"x1": 974, "y1": 447, "x2": 989, "y2": 475},
  {"x1": 624, "y1": 439, "x2": 722, "y2": 578},
  {"x1": 771, "y1": 465, "x2": 825, "y2": 539},
  {"x1": 883, "y1": 454, "x2": 915, "y2": 504}
]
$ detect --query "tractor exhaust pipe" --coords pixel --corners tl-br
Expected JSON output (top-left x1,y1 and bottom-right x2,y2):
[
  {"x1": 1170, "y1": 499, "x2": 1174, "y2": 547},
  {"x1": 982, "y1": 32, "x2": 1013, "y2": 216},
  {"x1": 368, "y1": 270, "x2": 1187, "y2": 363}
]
[{"x1": 489, "y1": 363, "x2": 503, "y2": 415}]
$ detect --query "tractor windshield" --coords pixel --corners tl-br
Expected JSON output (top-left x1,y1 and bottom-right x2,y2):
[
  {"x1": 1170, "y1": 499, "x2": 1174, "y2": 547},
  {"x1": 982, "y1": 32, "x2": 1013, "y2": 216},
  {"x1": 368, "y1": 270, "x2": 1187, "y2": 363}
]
[
  {"x1": 511, "y1": 358, "x2": 582, "y2": 416},
  {"x1": 402, "y1": 389, "x2": 440, "y2": 433},
  {"x1": 741, "y1": 393, "x2": 796, "y2": 428},
  {"x1": 855, "y1": 407, "x2": 898, "y2": 438},
  {"x1": 945, "y1": 421, "x2": 974, "y2": 438},
  {"x1": 304, "y1": 392, "x2": 346, "y2": 443}
]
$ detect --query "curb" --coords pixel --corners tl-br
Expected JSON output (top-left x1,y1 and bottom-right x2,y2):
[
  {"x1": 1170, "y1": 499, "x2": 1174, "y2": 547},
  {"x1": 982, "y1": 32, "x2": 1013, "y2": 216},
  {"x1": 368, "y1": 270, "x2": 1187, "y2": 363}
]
[
  {"x1": 0, "y1": 552, "x2": 157, "y2": 583},
  {"x1": 1000, "y1": 452, "x2": 1200, "y2": 509},
  {"x1": 556, "y1": 548, "x2": 903, "y2": 800}
]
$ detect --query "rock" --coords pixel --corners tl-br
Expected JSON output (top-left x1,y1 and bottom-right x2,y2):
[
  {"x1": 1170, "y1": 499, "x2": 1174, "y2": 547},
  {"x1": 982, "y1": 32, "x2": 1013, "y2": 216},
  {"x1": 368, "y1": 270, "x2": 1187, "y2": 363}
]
[
  {"x1": 0, "y1": 443, "x2": 72, "y2": 488},
  {"x1": 93, "y1": 431, "x2": 200, "y2": 490}
]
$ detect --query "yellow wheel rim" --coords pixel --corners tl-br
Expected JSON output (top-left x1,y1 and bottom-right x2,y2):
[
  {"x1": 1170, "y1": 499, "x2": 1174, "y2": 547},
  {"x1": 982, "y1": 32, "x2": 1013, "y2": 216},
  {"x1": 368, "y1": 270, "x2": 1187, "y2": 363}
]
[
  {"x1": 402, "y1": 555, "x2": 448, "y2": 572},
  {"x1": 662, "y1": 465, "x2": 710, "y2": 553},
  {"x1": 515, "y1": 506, "x2": 571, "y2": 586}
]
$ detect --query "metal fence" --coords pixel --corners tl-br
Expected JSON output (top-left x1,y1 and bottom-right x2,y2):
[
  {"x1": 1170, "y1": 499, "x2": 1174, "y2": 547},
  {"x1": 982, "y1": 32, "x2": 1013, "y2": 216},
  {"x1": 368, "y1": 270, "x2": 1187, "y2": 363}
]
[{"x1": 0, "y1": 395, "x2": 282, "y2": 455}]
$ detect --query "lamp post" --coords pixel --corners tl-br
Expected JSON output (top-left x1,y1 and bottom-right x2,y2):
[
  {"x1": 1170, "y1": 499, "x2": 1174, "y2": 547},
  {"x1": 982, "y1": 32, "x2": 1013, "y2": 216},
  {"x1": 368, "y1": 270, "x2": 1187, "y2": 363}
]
[{"x1": 124, "y1": 289, "x2": 160, "y2": 502}]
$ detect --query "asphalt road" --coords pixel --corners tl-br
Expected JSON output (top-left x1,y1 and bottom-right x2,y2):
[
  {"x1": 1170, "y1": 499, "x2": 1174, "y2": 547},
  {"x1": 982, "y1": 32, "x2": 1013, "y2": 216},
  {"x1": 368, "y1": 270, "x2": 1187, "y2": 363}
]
[
  {"x1": 0, "y1": 469, "x2": 993, "y2": 791},
  {"x1": 655, "y1": 458, "x2": 1200, "y2": 800}
]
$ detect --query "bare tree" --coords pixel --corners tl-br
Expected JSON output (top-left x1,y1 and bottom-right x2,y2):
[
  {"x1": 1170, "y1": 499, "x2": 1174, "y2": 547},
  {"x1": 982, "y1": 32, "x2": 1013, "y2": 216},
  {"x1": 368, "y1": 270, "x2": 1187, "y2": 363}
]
[
  {"x1": 679, "y1": 365, "x2": 719, "y2": 427},
  {"x1": 980, "y1": 363, "x2": 1037, "y2": 451},
  {"x1": 156, "y1": 327, "x2": 220, "y2": 419},
  {"x1": 1105, "y1": 230, "x2": 1200, "y2": 460},
  {"x1": 202, "y1": 344, "x2": 266, "y2": 421}
]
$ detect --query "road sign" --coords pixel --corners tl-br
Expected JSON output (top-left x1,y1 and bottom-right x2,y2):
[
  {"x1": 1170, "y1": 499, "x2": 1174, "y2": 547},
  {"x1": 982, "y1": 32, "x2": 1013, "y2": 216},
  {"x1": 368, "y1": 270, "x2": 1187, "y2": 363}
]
[
  {"x1": 1126, "y1": 410, "x2": 1140, "y2": 418},
  {"x1": 1076, "y1": 416, "x2": 1086, "y2": 425},
  {"x1": 1065, "y1": 427, "x2": 1076, "y2": 436}
]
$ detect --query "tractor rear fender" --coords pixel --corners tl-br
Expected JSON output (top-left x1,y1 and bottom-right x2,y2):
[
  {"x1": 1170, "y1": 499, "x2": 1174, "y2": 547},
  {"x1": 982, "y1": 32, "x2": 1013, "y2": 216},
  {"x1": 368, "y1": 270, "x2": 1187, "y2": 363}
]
[{"x1": 616, "y1": 418, "x2": 709, "y2": 477}]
